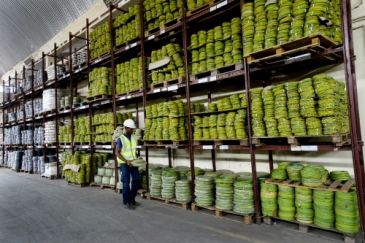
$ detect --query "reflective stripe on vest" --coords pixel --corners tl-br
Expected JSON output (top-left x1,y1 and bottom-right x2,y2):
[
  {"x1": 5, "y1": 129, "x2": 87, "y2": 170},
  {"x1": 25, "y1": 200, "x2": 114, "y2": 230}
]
[{"x1": 117, "y1": 134, "x2": 137, "y2": 163}]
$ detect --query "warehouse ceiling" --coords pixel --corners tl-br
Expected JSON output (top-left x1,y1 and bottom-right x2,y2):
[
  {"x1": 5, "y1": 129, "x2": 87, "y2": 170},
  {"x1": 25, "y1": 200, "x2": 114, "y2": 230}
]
[{"x1": 0, "y1": 0, "x2": 100, "y2": 77}]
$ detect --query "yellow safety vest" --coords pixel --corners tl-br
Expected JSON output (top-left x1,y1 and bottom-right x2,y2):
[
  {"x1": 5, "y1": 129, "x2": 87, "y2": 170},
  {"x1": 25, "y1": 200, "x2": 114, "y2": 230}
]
[{"x1": 117, "y1": 134, "x2": 137, "y2": 164}]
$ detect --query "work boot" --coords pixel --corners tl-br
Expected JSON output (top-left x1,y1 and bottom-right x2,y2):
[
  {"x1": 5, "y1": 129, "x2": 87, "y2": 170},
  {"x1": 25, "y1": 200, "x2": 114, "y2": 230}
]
[
  {"x1": 124, "y1": 203, "x2": 135, "y2": 210},
  {"x1": 130, "y1": 200, "x2": 140, "y2": 206}
]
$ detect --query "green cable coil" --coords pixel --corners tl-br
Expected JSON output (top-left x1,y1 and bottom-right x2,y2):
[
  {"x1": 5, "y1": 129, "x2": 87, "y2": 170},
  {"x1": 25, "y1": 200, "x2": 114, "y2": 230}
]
[
  {"x1": 278, "y1": 185, "x2": 295, "y2": 220},
  {"x1": 335, "y1": 189, "x2": 359, "y2": 234},
  {"x1": 287, "y1": 163, "x2": 303, "y2": 181},
  {"x1": 291, "y1": 117, "x2": 307, "y2": 136},
  {"x1": 271, "y1": 168, "x2": 288, "y2": 180},
  {"x1": 301, "y1": 167, "x2": 323, "y2": 187},
  {"x1": 260, "y1": 181, "x2": 278, "y2": 216},
  {"x1": 278, "y1": 161, "x2": 291, "y2": 170},
  {"x1": 295, "y1": 188, "x2": 313, "y2": 223},
  {"x1": 313, "y1": 190, "x2": 334, "y2": 229},
  {"x1": 330, "y1": 171, "x2": 351, "y2": 181},
  {"x1": 306, "y1": 117, "x2": 323, "y2": 136}
]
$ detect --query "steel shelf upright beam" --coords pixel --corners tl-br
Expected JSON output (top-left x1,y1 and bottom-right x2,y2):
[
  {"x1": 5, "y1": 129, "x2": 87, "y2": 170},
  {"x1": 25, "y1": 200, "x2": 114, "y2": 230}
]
[
  {"x1": 22, "y1": 66, "x2": 26, "y2": 128},
  {"x1": 340, "y1": 0, "x2": 365, "y2": 239},
  {"x1": 69, "y1": 33, "x2": 75, "y2": 155},
  {"x1": 53, "y1": 43, "x2": 61, "y2": 179},
  {"x1": 31, "y1": 60, "x2": 35, "y2": 160}
]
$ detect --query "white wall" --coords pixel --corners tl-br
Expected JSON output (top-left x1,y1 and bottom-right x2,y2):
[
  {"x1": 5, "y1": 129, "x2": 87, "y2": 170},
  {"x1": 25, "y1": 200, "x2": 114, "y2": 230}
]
[{"x1": 2, "y1": 0, "x2": 365, "y2": 176}]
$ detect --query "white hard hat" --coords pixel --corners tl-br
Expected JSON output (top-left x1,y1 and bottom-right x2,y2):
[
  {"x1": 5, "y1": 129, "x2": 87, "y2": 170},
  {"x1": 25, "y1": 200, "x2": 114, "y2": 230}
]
[{"x1": 123, "y1": 119, "x2": 136, "y2": 129}]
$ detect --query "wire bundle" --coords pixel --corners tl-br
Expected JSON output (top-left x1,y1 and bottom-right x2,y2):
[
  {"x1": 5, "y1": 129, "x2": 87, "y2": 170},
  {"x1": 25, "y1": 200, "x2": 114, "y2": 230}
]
[
  {"x1": 251, "y1": 88, "x2": 266, "y2": 137},
  {"x1": 264, "y1": 2, "x2": 279, "y2": 48},
  {"x1": 304, "y1": 0, "x2": 329, "y2": 36},
  {"x1": 301, "y1": 166, "x2": 323, "y2": 187},
  {"x1": 278, "y1": 185, "x2": 296, "y2": 220},
  {"x1": 233, "y1": 177, "x2": 255, "y2": 214},
  {"x1": 306, "y1": 117, "x2": 323, "y2": 136},
  {"x1": 161, "y1": 168, "x2": 178, "y2": 199},
  {"x1": 313, "y1": 190, "x2": 334, "y2": 229},
  {"x1": 291, "y1": 117, "x2": 307, "y2": 136},
  {"x1": 215, "y1": 174, "x2": 238, "y2": 210},
  {"x1": 242, "y1": 2, "x2": 254, "y2": 55},
  {"x1": 335, "y1": 189, "x2": 360, "y2": 234},
  {"x1": 150, "y1": 169, "x2": 163, "y2": 196},
  {"x1": 260, "y1": 181, "x2": 278, "y2": 216},
  {"x1": 277, "y1": 0, "x2": 293, "y2": 44},
  {"x1": 262, "y1": 87, "x2": 279, "y2": 137},
  {"x1": 330, "y1": 171, "x2": 351, "y2": 181},
  {"x1": 295, "y1": 188, "x2": 314, "y2": 224},
  {"x1": 285, "y1": 82, "x2": 301, "y2": 118},
  {"x1": 195, "y1": 175, "x2": 215, "y2": 206},
  {"x1": 289, "y1": 0, "x2": 308, "y2": 41},
  {"x1": 287, "y1": 163, "x2": 303, "y2": 181},
  {"x1": 175, "y1": 180, "x2": 192, "y2": 203},
  {"x1": 253, "y1": 0, "x2": 267, "y2": 52},
  {"x1": 271, "y1": 168, "x2": 288, "y2": 180},
  {"x1": 298, "y1": 78, "x2": 317, "y2": 118}
]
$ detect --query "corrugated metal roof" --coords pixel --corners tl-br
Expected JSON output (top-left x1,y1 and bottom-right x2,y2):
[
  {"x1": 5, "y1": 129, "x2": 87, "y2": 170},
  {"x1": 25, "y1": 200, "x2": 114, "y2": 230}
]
[{"x1": 0, "y1": 0, "x2": 99, "y2": 76}]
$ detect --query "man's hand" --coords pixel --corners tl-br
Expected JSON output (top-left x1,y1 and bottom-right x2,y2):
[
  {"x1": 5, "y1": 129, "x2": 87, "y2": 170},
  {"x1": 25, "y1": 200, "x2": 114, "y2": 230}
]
[{"x1": 126, "y1": 160, "x2": 133, "y2": 167}]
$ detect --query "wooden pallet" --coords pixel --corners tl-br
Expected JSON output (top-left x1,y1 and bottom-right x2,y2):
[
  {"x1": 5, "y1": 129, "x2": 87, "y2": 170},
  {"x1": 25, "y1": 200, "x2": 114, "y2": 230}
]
[
  {"x1": 11, "y1": 169, "x2": 20, "y2": 173},
  {"x1": 150, "y1": 76, "x2": 185, "y2": 90},
  {"x1": 191, "y1": 203, "x2": 253, "y2": 224},
  {"x1": 263, "y1": 216, "x2": 358, "y2": 243},
  {"x1": 67, "y1": 181, "x2": 89, "y2": 187},
  {"x1": 117, "y1": 188, "x2": 147, "y2": 198},
  {"x1": 41, "y1": 175, "x2": 56, "y2": 180},
  {"x1": 40, "y1": 109, "x2": 56, "y2": 116},
  {"x1": 190, "y1": 62, "x2": 244, "y2": 81},
  {"x1": 145, "y1": 17, "x2": 182, "y2": 36},
  {"x1": 73, "y1": 142, "x2": 89, "y2": 146},
  {"x1": 24, "y1": 170, "x2": 34, "y2": 174},
  {"x1": 116, "y1": 88, "x2": 143, "y2": 97},
  {"x1": 246, "y1": 33, "x2": 339, "y2": 64},
  {"x1": 265, "y1": 178, "x2": 355, "y2": 192},
  {"x1": 90, "y1": 51, "x2": 111, "y2": 63},
  {"x1": 90, "y1": 182, "x2": 116, "y2": 190},
  {"x1": 33, "y1": 84, "x2": 43, "y2": 91},
  {"x1": 60, "y1": 143, "x2": 73, "y2": 146},
  {"x1": 42, "y1": 143, "x2": 57, "y2": 147},
  {"x1": 252, "y1": 133, "x2": 351, "y2": 147},
  {"x1": 59, "y1": 106, "x2": 71, "y2": 111},
  {"x1": 115, "y1": 36, "x2": 140, "y2": 50},
  {"x1": 147, "y1": 193, "x2": 190, "y2": 210},
  {"x1": 45, "y1": 79, "x2": 55, "y2": 86},
  {"x1": 87, "y1": 94, "x2": 112, "y2": 103},
  {"x1": 193, "y1": 139, "x2": 248, "y2": 146},
  {"x1": 143, "y1": 140, "x2": 188, "y2": 146},
  {"x1": 186, "y1": 0, "x2": 224, "y2": 17}
]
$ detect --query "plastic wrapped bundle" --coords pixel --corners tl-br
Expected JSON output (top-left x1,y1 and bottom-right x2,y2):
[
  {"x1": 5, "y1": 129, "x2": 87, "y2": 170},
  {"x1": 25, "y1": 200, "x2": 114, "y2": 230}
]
[
  {"x1": 260, "y1": 181, "x2": 278, "y2": 216},
  {"x1": 161, "y1": 168, "x2": 178, "y2": 199},
  {"x1": 306, "y1": 117, "x2": 323, "y2": 135},
  {"x1": 321, "y1": 116, "x2": 341, "y2": 135},
  {"x1": 313, "y1": 190, "x2": 334, "y2": 229},
  {"x1": 215, "y1": 174, "x2": 238, "y2": 210},
  {"x1": 335, "y1": 189, "x2": 359, "y2": 234},
  {"x1": 277, "y1": 0, "x2": 293, "y2": 44},
  {"x1": 278, "y1": 185, "x2": 295, "y2": 220},
  {"x1": 296, "y1": 188, "x2": 314, "y2": 224},
  {"x1": 291, "y1": 117, "x2": 306, "y2": 136},
  {"x1": 175, "y1": 180, "x2": 191, "y2": 203},
  {"x1": 233, "y1": 177, "x2": 254, "y2": 214},
  {"x1": 289, "y1": 0, "x2": 309, "y2": 41},
  {"x1": 278, "y1": 118, "x2": 292, "y2": 136},
  {"x1": 242, "y1": 3, "x2": 255, "y2": 55},
  {"x1": 304, "y1": 0, "x2": 330, "y2": 37},
  {"x1": 195, "y1": 175, "x2": 215, "y2": 206},
  {"x1": 265, "y1": 3, "x2": 279, "y2": 48},
  {"x1": 150, "y1": 169, "x2": 163, "y2": 196}
]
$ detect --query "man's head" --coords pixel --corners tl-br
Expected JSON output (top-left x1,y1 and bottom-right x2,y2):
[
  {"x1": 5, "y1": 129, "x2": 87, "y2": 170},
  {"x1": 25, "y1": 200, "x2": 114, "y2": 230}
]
[{"x1": 123, "y1": 119, "x2": 136, "y2": 136}]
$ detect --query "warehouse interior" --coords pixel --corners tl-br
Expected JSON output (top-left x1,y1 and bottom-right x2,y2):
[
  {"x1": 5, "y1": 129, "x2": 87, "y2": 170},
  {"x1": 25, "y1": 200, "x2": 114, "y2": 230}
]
[{"x1": 0, "y1": 0, "x2": 364, "y2": 242}]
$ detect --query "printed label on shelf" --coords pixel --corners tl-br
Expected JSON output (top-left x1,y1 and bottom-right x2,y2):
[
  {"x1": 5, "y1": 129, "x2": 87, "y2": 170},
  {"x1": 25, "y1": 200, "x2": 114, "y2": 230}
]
[
  {"x1": 120, "y1": 96, "x2": 126, "y2": 100},
  {"x1": 153, "y1": 89, "x2": 160, "y2": 93},
  {"x1": 219, "y1": 145, "x2": 228, "y2": 150},
  {"x1": 82, "y1": 145, "x2": 89, "y2": 148},
  {"x1": 148, "y1": 35, "x2": 155, "y2": 40},
  {"x1": 63, "y1": 73, "x2": 66, "y2": 78},
  {"x1": 131, "y1": 43, "x2": 137, "y2": 48},
  {"x1": 101, "y1": 100, "x2": 109, "y2": 105},
  {"x1": 210, "y1": 6, "x2": 217, "y2": 12},
  {"x1": 125, "y1": 46, "x2": 130, "y2": 50},
  {"x1": 168, "y1": 85, "x2": 178, "y2": 91},
  {"x1": 217, "y1": 0, "x2": 227, "y2": 9},
  {"x1": 160, "y1": 29, "x2": 165, "y2": 34},
  {"x1": 80, "y1": 106, "x2": 87, "y2": 109},
  {"x1": 301, "y1": 145, "x2": 318, "y2": 151},
  {"x1": 290, "y1": 146, "x2": 302, "y2": 151},
  {"x1": 210, "y1": 76, "x2": 217, "y2": 81},
  {"x1": 75, "y1": 69, "x2": 80, "y2": 73},
  {"x1": 136, "y1": 145, "x2": 142, "y2": 149},
  {"x1": 95, "y1": 58, "x2": 102, "y2": 64},
  {"x1": 161, "y1": 87, "x2": 168, "y2": 92},
  {"x1": 202, "y1": 145, "x2": 213, "y2": 149},
  {"x1": 103, "y1": 145, "x2": 112, "y2": 149},
  {"x1": 127, "y1": 95, "x2": 131, "y2": 99},
  {"x1": 198, "y1": 77, "x2": 208, "y2": 83},
  {"x1": 66, "y1": 74, "x2": 70, "y2": 77}
]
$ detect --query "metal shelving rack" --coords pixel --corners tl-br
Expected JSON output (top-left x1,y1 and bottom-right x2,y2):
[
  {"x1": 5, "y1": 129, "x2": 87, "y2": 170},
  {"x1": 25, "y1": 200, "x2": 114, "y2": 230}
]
[{"x1": 0, "y1": 0, "x2": 364, "y2": 240}]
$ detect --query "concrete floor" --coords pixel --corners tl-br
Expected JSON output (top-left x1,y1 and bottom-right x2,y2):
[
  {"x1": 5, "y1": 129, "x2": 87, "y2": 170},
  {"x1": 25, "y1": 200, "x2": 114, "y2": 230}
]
[{"x1": 0, "y1": 168, "x2": 346, "y2": 243}]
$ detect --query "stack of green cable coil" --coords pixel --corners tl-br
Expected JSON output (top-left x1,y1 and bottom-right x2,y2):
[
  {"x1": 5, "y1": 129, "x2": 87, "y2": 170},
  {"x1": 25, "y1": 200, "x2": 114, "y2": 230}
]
[
  {"x1": 161, "y1": 168, "x2": 178, "y2": 199},
  {"x1": 278, "y1": 185, "x2": 295, "y2": 220},
  {"x1": 287, "y1": 163, "x2": 303, "y2": 181},
  {"x1": 298, "y1": 78, "x2": 317, "y2": 118},
  {"x1": 330, "y1": 0, "x2": 342, "y2": 44},
  {"x1": 321, "y1": 116, "x2": 341, "y2": 135},
  {"x1": 277, "y1": 0, "x2": 293, "y2": 44},
  {"x1": 233, "y1": 177, "x2": 255, "y2": 214},
  {"x1": 313, "y1": 190, "x2": 334, "y2": 229},
  {"x1": 291, "y1": 117, "x2": 307, "y2": 136},
  {"x1": 150, "y1": 169, "x2": 163, "y2": 196},
  {"x1": 278, "y1": 118, "x2": 292, "y2": 136},
  {"x1": 278, "y1": 161, "x2": 291, "y2": 170},
  {"x1": 285, "y1": 82, "x2": 301, "y2": 119},
  {"x1": 301, "y1": 166, "x2": 323, "y2": 187},
  {"x1": 241, "y1": 2, "x2": 254, "y2": 55},
  {"x1": 295, "y1": 188, "x2": 314, "y2": 224},
  {"x1": 264, "y1": 2, "x2": 279, "y2": 48},
  {"x1": 304, "y1": 0, "x2": 330, "y2": 37},
  {"x1": 251, "y1": 88, "x2": 266, "y2": 137},
  {"x1": 289, "y1": 0, "x2": 308, "y2": 41},
  {"x1": 330, "y1": 171, "x2": 351, "y2": 181},
  {"x1": 175, "y1": 180, "x2": 191, "y2": 203},
  {"x1": 187, "y1": 167, "x2": 205, "y2": 179},
  {"x1": 215, "y1": 174, "x2": 238, "y2": 210},
  {"x1": 335, "y1": 189, "x2": 360, "y2": 234},
  {"x1": 262, "y1": 87, "x2": 279, "y2": 137},
  {"x1": 195, "y1": 175, "x2": 215, "y2": 206},
  {"x1": 271, "y1": 168, "x2": 288, "y2": 180},
  {"x1": 253, "y1": 0, "x2": 266, "y2": 52},
  {"x1": 175, "y1": 166, "x2": 190, "y2": 180},
  {"x1": 306, "y1": 117, "x2": 323, "y2": 136},
  {"x1": 260, "y1": 181, "x2": 278, "y2": 216}
]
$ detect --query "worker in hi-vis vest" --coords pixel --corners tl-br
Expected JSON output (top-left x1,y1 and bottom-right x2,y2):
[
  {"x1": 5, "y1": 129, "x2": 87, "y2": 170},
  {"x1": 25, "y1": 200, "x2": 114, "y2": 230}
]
[{"x1": 115, "y1": 119, "x2": 140, "y2": 210}]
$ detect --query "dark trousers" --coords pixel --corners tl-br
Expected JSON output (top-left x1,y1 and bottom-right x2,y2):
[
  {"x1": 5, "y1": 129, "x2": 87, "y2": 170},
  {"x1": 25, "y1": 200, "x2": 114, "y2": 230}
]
[{"x1": 120, "y1": 164, "x2": 139, "y2": 205}]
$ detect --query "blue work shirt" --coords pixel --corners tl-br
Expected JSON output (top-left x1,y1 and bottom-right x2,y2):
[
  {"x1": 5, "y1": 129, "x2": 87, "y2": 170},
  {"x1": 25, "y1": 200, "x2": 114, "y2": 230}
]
[{"x1": 116, "y1": 134, "x2": 131, "y2": 149}]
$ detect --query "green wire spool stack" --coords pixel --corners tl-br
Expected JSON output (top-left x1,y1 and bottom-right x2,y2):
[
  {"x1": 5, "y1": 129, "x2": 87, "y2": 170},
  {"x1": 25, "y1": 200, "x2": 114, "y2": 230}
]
[
  {"x1": 215, "y1": 174, "x2": 238, "y2": 210},
  {"x1": 306, "y1": 117, "x2": 323, "y2": 136},
  {"x1": 150, "y1": 169, "x2": 163, "y2": 196},
  {"x1": 330, "y1": 171, "x2": 351, "y2": 181},
  {"x1": 161, "y1": 168, "x2": 178, "y2": 199},
  {"x1": 116, "y1": 57, "x2": 145, "y2": 94},
  {"x1": 335, "y1": 189, "x2": 360, "y2": 234},
  {"x1": 253, "y1": 0, "x2": 267, "y2": 52},
  {"x1": 144, "y1": 0, "x2": 183, "y2": 31},
  {"x1": 289, "y1": 0, "x2": 308, "y2": 41},
  {"x1": 88, "y1": 67, "x2": 112, "y2": 97},
  {"x1": 74, "y1": 117, "x2": 90, "y2": 143},
  {"x1": 150, "y1": 43, "x2": 185, "y2": 84},
  {"x1": 304, "y1": 0, "x2": 330, "y2": 37},
  {"x1": 262, "y1": 87, "x2": 279, "y2": 137},
  {"x1": 330, "y1": 0, "x2": 342, "y2": 44},
  {"x1": 264, "y1": 2, "x2": 279, "y2": 48},
  {"x1": 62, "y1": 152, "x2": 91, "y2": 184},
  {"x1": 242, "y1": 2, "x2": 254, "y2": 55},
  {"x1": 114, "y1": 4, "x2": 141, "y2": 46},
  {"x1": 89, "y1": 22, "x2": 111, "y2": 59},
  {"x1": 287, "y1": 163, "x2": 303, "y2": 181},
  {"x1": 295, "y1": 188, "x2": 314, "y2": 224},
  {"x1": 285, "y1": 82, "x2": 301, "y2": 118},
  {"x1": 175, "y1": 180, "x2": 192, "y2": 202},
  {"x1": 277, "y1": 0, "x2": 293, "y2": 45},
  {"x1": 260, "y1": 181, "x2": 278, "y2": 216},
  {"x1": 251, "y1": 88, "x2": 266, "y2": 137},
  {"x1": 190, "y1": 17, "x2": 242, "y2": 75},
  {"x1": 271, "y1": 168, "x2": 288, "y2": 180},
  {"x1": 195, "y1": 175, "x2": 215, "y2": 206},
  {"x1": 301, "y1": 166, "x2": 323, "y2": 187},
  {"x1": 273, "y1": 84, "x2": 288, "y2": 120},
  {"x1": 291, "y1": 117, "x2": 307, "y2": 136},
  {"x1": 233, "y1": 177, "x2": 255, "y2": 214},
  {"x1": 313, "y1": 190, "x2": 334, "y2": 229},
  {"x1": 298, "y1": 78, "x2": 317, "y2": 118},
  {"x1": 58, "y1": 124, "x2": 72, "y2": 143},
  {"x1": 278, "y1": 185, "x2": 295, "y2": 220}
]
